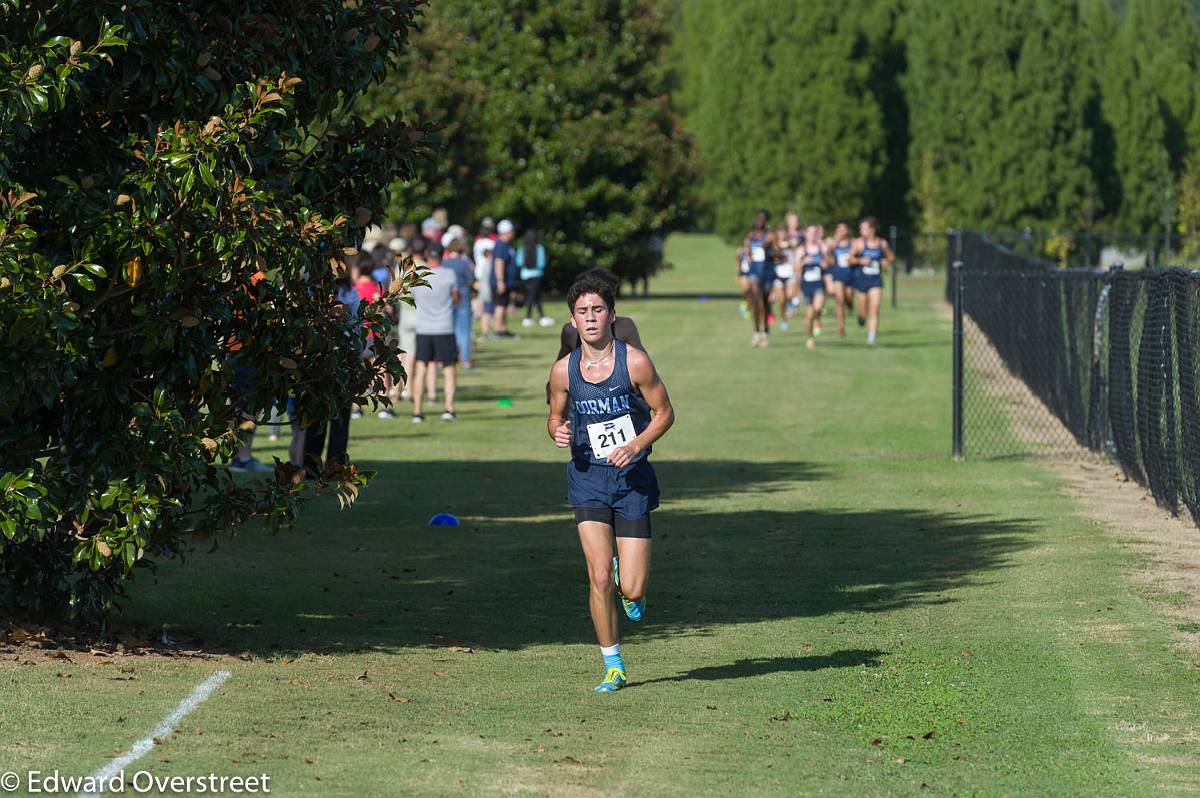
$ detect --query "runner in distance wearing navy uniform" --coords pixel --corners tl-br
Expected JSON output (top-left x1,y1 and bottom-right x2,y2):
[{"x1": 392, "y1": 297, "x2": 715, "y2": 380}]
[
  {"x1": 743, "y1": 209, "x2": 777, "y2": 348},
  {"x1": 849, "y1": 215, "x2": 895, "y2": 346}
]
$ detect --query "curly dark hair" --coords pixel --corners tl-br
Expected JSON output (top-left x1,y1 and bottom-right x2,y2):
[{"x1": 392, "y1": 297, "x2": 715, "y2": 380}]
[{"x1": 566, "y1": 275, "x2": 615, "y2": 313}]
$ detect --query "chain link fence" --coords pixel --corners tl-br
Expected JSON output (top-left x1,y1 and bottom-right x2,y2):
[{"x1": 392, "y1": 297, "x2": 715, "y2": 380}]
[{"x1": 950, "y1": 231, "x2": 1200, "y2": 525}]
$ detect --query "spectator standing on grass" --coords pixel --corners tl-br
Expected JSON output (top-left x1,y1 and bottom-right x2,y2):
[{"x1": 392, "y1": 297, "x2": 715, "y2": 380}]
[
  {"x1": 443, "y1": 237, "x2": 477, "y2": 369},
  {"x1": 491, "y1": 219, "x2": 518, "y2": 338},
  {"x1": 396, "y1": 236, "x2": 425, "y2": 401},
  {"x1": 352, "y1": 258, "x2": 396, "y2": 419},
  {"x1": 410, "y1": 244, "x2": 461, "y2": 423},
  {"x1": 302, "y1": 268, "x2": 358, "y2": 475},
  {"x1": 474, "y1": 219, "x2": 497, "y2": 338},
  {"x1": 228, "y1": 269, "x2": 274, "y2": 473},
  {"x1": 518, "y1": 226, "x2": 554, "y2": 328}
]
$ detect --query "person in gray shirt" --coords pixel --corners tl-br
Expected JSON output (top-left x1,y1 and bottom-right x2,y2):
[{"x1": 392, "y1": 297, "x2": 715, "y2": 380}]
[{"x1": 410, "y1": 245, "x2": 461, "y2": 422}]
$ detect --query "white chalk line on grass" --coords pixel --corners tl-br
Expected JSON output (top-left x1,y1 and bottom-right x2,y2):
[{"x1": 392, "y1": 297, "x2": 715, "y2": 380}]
[{"x1": 77, "y1": 669, "x2": 232, "y2": 798}]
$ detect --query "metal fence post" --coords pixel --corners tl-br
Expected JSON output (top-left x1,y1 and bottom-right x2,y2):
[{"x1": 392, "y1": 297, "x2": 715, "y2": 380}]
[
  {"x1": 1023, "y1": 226, "x2": 1033, "y2": 257},
  {"x1": 889, "y1": 224, "x2": 898, "y2": 309},
  {"x1": 952, "y1": 260, "x2": 965, "y2": 461}
]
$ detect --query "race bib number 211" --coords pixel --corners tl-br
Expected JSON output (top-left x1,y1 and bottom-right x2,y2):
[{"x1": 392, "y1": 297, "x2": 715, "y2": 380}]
[{"x1": 588, "y1": 414, "x2": 637, "y2": 460}]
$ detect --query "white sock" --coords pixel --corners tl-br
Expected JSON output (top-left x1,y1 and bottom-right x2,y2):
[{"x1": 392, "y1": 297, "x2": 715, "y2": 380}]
[
  {"x1": 600, "y1": 643, "x2": 621, "y2": 657},
  {"x1": 867, "y1": 331, "x2": 877, "y2": 344}
]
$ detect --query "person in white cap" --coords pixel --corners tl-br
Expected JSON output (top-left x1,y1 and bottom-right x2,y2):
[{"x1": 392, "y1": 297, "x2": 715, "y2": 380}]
[
  {"x1": 420, "y1": 216, "x2": 442, "y2": 246},
  {"x1": 491, "y1": 219, "x2": 518, "y2": 337},
  {"x1": 474, "y1": 220, "x2": 496, "y2": 338},
  {"x1": 440, "y1": 224, "x2": 466, "y2": 250}
]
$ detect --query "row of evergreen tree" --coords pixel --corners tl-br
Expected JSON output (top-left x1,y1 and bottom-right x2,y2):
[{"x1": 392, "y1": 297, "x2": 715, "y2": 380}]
[{"x1": 672, "y1": 0, "x2": 1200, "y2": 240}]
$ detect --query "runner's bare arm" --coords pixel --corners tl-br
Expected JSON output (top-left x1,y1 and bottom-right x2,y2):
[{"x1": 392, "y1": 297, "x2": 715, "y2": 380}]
[
  {"x1": 850, "y1": 238, "x2": 865, "y2": 265},
  {"x1": 606, "y1": 347, "x2": 674, "y2": 468},
  {"x1": 547, "y1": 356, "x2": 572, "y2": 447},
  {"x1": 494, "y1": 255, "x2": 507, "y2": 293}
]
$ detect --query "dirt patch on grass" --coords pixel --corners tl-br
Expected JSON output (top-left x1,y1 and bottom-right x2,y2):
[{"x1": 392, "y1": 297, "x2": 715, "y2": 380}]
[
  {"x1": 0, "y1": 621, "x2": 252, "y2": 666},
  {"x1": 1062, "y1": 459, "x2": 1200, "y2": 658}
]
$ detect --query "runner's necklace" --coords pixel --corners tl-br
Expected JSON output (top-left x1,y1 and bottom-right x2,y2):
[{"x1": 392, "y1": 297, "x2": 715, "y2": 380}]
[{"x1": 583, "y1": 341, "x2": 615, "y2": 369}]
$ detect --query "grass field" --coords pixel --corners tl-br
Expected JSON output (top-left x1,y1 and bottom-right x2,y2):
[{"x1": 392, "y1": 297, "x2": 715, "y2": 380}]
[{"x1": 3, "y1": 234, "x2": 1199, "y2": 796}]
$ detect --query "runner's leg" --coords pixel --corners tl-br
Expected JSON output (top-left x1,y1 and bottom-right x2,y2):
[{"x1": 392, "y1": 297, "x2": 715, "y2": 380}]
[
  {"x1": 411, "y1": 360, "x2": 426, "y2": 418},
  {"x1": 442, "y1": 364, "x2": 457, "y2": 415},
  {"x1": 614, "y1": 535, "x2": 650, "y2": 603},
  {"x1": 578, "y1": 521, "x2": 619, "y2": 647},
  {"x1": 867, "y1": 286, "x2": 883, "y2": 345}
]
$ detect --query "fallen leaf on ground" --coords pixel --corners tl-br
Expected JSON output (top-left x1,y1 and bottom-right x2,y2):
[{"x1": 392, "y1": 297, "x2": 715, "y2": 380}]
[
  {"x1": 894, "y1": 757, "x2": 907, "y2": 764},
  {"x1": 448, "y1": 646, "x2": 474, "y2": 654},
  {"x1": 388, "y1": 694, "x2": 415, "y2": 703},
  {"x1": 354, "y1": 671, "x2": 369, "y2": 682},
  {"x1": 869, "y1": 737, "x2": 883, "y2": 747},
  {"x1": 769, "y1": 713, "x2": 792, "y2": 722}
]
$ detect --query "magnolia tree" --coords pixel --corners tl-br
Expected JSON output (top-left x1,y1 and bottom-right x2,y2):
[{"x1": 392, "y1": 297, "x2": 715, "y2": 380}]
[{"x1": 0, "y1": 1, "x2": 429, "y2": 622}]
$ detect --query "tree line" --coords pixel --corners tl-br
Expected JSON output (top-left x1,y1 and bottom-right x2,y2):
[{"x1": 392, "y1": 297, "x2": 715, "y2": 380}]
[{"x1": 671, "y1": 0, "x2": 1200, "y2": 242}]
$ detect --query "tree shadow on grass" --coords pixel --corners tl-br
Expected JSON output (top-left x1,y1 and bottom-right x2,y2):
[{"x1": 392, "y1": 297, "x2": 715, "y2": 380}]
[
  {"x1": 121, "y1": 459, "x2": 1034, "y2": 658},
  {"x1": 630, "y1": 649, "x2": 887, "y2": 687}
]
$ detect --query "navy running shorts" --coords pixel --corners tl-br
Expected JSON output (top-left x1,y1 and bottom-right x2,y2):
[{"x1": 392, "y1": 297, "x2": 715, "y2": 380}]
[
  {"x1": 567, "y1": 458, "x2": 659, "y2": 524},
  {"x1": 802, "y1": 280, "x2": 825, "y2": 303},
  {"x1": 855, "y1": 271, "x2": 884, "y2": 292},
  {"x1": 746, "y1": 261, "x2": 775, "y2": 286},
  {"x1": 831, "y1": 266, "x2": 854, "y2": 285}
]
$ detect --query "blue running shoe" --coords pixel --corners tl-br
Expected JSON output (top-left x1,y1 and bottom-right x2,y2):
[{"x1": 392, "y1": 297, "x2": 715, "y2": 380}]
[
  {"x1": 594, "y1": 666, "x2": 627, "y2": 693},
  {"x1": 613, "y1": 556, "x2": 646, "y2": 622}
]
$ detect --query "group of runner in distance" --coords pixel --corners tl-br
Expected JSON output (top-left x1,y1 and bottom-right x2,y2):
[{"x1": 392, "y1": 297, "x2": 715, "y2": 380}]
[{"x1": 738, "y1": 211, "x2": 896, "y2": 349}]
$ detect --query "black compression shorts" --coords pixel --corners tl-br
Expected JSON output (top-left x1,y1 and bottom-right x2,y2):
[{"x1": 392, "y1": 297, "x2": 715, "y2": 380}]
[{"x1": 574, "y1": 507, "x2": 652, "y2": 539}]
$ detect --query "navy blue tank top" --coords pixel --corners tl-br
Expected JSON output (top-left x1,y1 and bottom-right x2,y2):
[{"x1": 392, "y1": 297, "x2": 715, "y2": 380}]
[
  {"x1": 569, "y1": 339, "x2": 652, "y2": 466},
  {"x1": 861, "y1": 240, "x2": 883, "y2": 275},
  {"x1": 834, "y1": 242, "x2": 853, "y2": 269},
  {"x1": 748, "y1": 231, "x2": 770, "y2": 264},
  {"x1": 800, "y1": 245, "x2": 824, "y2": 282}
]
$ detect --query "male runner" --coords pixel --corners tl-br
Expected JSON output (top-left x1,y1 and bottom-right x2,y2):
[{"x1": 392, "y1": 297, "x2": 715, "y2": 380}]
[{"x1": 547, "y1": 275, "x2": 675, "y2": 693}]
